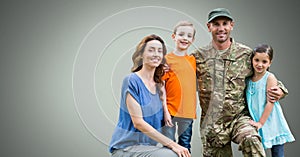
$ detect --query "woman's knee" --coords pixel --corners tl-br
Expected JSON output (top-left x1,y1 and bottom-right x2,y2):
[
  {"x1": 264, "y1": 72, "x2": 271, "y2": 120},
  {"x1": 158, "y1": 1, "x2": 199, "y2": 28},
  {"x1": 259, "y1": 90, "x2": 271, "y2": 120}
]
[{"x1": 151, "y1": 147, "x2": 178, "y2": 157}]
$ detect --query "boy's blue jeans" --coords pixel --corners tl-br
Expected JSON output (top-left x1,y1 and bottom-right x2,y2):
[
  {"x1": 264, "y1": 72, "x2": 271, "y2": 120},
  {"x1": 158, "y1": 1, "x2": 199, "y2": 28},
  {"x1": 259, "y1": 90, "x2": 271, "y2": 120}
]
[
  {"x1": 162, "y1": 117, "x2": 193, "y2": 152},
  {"x1": 271, "y1": 144, "x2": 284, "y2": 157}
]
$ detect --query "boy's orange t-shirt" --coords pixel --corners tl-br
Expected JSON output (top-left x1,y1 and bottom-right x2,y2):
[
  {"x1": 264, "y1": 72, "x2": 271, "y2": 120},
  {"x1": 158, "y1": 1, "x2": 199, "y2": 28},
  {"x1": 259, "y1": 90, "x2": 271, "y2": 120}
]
[{"x1": 162, "y1": 52, "x2": 197, "y2": 119}]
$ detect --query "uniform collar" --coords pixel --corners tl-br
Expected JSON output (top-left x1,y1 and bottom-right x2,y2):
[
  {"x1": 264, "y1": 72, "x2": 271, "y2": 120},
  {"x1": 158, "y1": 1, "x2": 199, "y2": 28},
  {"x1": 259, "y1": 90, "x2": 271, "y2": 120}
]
[{"x1": 209, "y1": 38, "x2": 237, "y2": 61}]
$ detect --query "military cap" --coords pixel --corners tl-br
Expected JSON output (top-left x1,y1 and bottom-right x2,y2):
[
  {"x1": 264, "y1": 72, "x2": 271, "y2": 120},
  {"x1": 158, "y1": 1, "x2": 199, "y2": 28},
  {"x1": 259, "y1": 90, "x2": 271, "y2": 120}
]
[{"x1": 208, "y1": 8, "x2": 233, "y2": 23}]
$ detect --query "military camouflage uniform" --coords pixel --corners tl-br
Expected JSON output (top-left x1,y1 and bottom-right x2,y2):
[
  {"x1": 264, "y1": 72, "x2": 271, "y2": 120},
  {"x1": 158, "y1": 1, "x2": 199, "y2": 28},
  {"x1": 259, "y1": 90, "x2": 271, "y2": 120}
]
[{"x1": 192, "y1": 38, "x2": 265, "y2": 157}]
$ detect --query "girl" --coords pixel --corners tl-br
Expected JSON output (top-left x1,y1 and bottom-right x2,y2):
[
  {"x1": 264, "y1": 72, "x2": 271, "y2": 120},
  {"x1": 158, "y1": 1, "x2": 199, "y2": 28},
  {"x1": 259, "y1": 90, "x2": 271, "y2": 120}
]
[{"x1": 246, "y1": 44, "x2": 295, "y2": 157}]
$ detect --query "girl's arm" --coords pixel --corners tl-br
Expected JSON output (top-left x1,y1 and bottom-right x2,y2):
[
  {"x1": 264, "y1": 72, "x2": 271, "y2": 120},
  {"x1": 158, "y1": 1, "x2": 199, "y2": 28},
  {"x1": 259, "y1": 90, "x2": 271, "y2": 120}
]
[
  {"x1": 251, "y1": 73, "x2": 278, "y2": 129},
  {"x1": 161, "y1": 83, "x2": 173, "y2": 127},
  {"x1": 126, "y1": 93, "x2": 190, "y2": 157}
]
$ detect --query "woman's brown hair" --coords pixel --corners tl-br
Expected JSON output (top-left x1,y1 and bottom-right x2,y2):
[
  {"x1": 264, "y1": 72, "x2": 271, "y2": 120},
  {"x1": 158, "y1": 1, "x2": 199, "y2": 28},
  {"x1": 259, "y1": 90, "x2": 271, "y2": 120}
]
[{"x1": 131, "y1": 34, "x2": 167, "y2": 100}]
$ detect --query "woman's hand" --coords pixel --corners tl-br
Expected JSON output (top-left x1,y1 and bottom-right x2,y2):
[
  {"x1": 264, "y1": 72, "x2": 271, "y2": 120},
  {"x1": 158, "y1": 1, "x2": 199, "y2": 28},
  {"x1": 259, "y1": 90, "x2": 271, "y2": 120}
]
[{"x1": 167, "y1": 142, "x2": 191, "y2": 157}]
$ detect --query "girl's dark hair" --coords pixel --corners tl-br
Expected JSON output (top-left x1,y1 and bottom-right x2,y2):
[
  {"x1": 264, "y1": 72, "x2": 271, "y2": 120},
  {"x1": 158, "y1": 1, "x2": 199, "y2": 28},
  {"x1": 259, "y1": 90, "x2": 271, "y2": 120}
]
[
  {"x1": 131, "y1": 34, "x2": 167, "y2": 100},
  {"x1": 251, "y1": 44, "x2": 273, "y2": 71}
]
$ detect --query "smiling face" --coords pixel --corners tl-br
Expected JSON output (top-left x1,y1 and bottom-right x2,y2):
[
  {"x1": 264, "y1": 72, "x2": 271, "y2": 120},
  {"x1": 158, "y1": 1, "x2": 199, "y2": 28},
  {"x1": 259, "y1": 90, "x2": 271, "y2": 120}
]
[
  {"x1": 172, "y1": 25, "x2": 195, "y2": 51},
  {"x1": 131, "y1": 34, "x2": 166, "y2": 73},
  {"x1": 207, "y1": 17, "x2": 234, "y2": 44},
  {"x1": 142, "y1": 39, "x2": 164, "y2": 68},
  {"x1": 252, "y1": 52, "x2": 272, "y2": 75}
]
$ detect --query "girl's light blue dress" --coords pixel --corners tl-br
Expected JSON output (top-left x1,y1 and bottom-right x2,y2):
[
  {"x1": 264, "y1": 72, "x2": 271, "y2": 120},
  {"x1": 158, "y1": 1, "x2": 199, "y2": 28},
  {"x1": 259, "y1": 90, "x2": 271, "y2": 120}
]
[{"x1": 246, "y1": 71, "x2": 295, "y2": 149}]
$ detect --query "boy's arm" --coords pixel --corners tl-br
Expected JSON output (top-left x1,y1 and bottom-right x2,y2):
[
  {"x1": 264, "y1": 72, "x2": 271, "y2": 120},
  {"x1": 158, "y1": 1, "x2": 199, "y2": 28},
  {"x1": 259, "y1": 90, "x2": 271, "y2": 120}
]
[{"x1": 161, "y1": 81, "x2": 173, "y2": 127}]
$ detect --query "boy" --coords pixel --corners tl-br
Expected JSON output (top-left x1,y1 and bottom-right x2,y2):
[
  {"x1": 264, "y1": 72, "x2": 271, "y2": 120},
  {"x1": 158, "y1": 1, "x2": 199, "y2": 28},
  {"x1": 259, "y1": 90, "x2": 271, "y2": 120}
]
[{"x1": 162, "y1": 21, "x2": 197, "y2": 153}]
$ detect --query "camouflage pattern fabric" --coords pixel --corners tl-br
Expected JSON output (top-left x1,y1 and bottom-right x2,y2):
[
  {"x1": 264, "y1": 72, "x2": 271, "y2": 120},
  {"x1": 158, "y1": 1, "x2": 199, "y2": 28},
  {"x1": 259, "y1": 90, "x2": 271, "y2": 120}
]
[{"x1": 192, "y1": 38, "x2": 266, "y2": 157}]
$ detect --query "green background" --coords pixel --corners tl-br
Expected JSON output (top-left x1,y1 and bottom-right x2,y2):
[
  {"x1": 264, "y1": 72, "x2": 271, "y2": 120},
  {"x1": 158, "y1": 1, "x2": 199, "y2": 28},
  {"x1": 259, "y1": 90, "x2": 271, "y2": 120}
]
[{"x1": 1, "y1": 0, "x2": 298, "y2": 156}]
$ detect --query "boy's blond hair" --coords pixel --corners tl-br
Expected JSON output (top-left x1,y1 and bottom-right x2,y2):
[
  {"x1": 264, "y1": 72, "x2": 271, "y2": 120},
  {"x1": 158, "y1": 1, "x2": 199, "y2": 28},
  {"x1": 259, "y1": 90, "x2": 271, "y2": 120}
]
[{"x1": 173, "y1": 21, "x2": 196, "y2": 38}]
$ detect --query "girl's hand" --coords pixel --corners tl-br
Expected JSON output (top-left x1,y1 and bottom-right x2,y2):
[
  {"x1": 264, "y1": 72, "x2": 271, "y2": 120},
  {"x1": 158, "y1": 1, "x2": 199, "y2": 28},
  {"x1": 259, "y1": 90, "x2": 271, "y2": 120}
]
[{"x1": 249, "y1": 120, "x2": 262, "y2": 130}]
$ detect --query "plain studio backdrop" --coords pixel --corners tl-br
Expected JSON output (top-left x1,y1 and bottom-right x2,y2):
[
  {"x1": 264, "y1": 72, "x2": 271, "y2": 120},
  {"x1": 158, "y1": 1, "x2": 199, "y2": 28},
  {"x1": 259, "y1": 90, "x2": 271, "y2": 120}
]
[{"x1": 1, "y1": 0, "x2": 298, "y2": 157}]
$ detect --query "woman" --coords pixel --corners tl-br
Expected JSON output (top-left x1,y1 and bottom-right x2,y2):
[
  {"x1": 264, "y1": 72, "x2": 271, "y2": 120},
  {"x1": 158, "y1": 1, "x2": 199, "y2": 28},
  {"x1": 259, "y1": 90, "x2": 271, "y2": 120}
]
[{"x1": 109, "y1": 34, "x2": 190, "y2": 157}]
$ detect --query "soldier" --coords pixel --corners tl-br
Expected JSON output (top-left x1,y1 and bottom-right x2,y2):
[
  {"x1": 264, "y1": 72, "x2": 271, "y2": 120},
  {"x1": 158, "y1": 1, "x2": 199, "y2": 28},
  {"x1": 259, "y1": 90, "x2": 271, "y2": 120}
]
[{"x1": 192, "y1": 8, "x2": 288, "y2": 157}]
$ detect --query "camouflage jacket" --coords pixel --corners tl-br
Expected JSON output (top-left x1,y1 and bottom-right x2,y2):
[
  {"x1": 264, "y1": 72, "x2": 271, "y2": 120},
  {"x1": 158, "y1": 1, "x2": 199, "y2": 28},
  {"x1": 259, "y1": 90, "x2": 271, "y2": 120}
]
[
  {"x1": 192, "y1": 38, "x2": 254, "y2": 129},
  {"x1": 192, "y1": 38, "x2": 288, "y2": 130}
]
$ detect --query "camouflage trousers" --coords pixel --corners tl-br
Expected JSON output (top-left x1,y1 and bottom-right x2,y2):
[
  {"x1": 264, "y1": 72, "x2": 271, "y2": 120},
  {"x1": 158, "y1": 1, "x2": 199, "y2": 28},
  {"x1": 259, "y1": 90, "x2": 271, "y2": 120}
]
[{"x1": 200, "y1": 115, "x2": 266, "y2": 157}]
